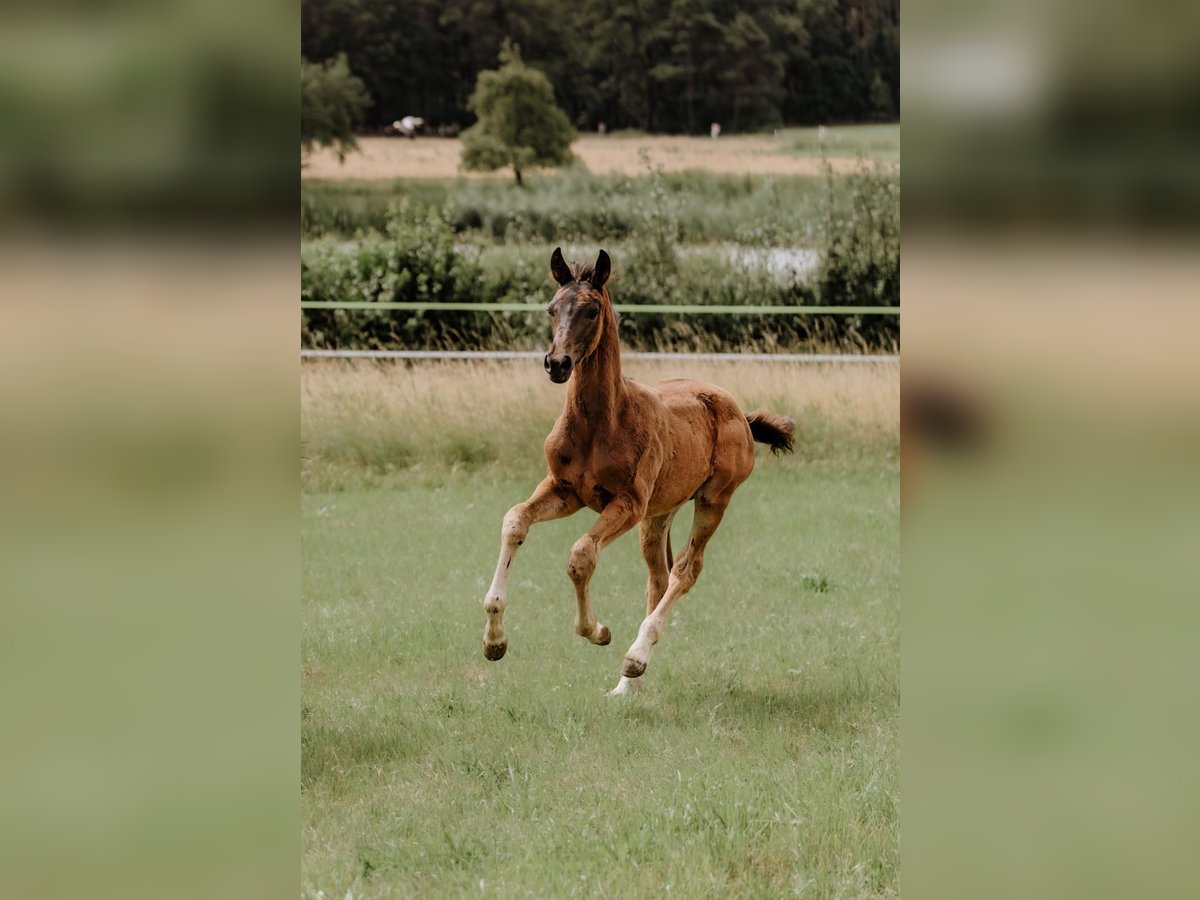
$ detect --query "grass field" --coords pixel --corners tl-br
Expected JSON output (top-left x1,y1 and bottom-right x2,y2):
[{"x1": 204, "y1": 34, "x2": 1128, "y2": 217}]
[
  {"x1": 301, "y1": 128, "x2": 898, "y2": 181},
  {"x1": 301, "y1": 360, "x2": 899, "y2": 897},
  {"x1": 776, "y1": 125, "x2": 900, "y2": 163},
  {"x1": 301, "y1": 169, "x2": 835, "y2": 243}
]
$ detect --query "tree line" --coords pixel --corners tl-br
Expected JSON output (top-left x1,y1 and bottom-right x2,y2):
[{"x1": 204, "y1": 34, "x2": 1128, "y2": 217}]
[{"x1": 301, "y1": 0, "x2": 898, "y2": 134}]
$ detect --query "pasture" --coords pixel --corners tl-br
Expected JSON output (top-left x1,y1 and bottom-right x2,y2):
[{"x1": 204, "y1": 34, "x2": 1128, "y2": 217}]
[
  {"x1": 301, "y1": 127, "x2": 899, "y2": 181},
  {"x1": 775, "y1": 124, "x2": 900, "y2": 163},
  {"x1": 300, "y1": 127, "x2": 900, "y2": 359},
  {"x1": 301, "y1": 360, "x2": 899, "y2": 897}
]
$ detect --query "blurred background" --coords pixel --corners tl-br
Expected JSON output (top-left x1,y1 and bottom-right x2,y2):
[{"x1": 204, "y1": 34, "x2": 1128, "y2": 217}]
[
  {"x1": 2, "y1": 0, "x2": 1196, "y2": 896},
  {"x1": 0, "y1": 3, "x2": 298, "y2": 899},
  {"x1": 903, "y1": 0, "x2": 1200, "y2": 897}
]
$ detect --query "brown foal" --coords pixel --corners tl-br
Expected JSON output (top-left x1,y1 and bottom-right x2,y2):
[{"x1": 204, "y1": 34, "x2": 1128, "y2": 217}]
[{"x1": 481, "y1": 248, "x2": 795, "y2": 694}]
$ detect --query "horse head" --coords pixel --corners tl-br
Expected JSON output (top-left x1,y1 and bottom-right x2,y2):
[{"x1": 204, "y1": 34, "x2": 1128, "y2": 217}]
[{"x1": 544, "y1": 247, "x2": 612, "y2": 383}]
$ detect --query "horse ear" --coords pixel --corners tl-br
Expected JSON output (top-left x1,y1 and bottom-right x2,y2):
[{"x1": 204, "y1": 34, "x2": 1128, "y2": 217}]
[
  {"x1": 592, "y1": 249, "x2": 611, "y2": 288},
  {"x1": 550, "y1": 247, "x2": 572, "y2": 286}
]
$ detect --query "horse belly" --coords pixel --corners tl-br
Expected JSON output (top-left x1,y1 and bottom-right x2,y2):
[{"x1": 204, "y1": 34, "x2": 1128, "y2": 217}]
[
  {"x1": 647, "y1": 479, "x2": 704, "y2": 517},
  {"x1": 645, "y1": 416, "x2": 716, "y2": 515}
]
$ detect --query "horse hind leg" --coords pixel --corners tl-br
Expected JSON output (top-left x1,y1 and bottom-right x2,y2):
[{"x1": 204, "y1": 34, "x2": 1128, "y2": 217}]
[
  {"x1": 611, "y1": 493, "x2": 729, "y2": 694},
  {"x1": 638, "y1": 510, "x2": 677, "y2": 616},
  {"x1": 611, "y1": 413, "x2": 753, "y2": 693}
]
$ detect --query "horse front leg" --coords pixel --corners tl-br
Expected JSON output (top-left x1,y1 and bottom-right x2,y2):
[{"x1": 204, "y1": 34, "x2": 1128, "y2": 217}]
[
  {"x1": 567, "y1": 494, "x2": 644, "y2": 648},
  {"x1": 483, "y1": 477, "x2": 580, "y2": 661}
]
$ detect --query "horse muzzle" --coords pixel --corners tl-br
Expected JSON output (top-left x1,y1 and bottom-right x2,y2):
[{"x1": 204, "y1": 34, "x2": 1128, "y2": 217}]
[{"x1": 545, "y1": 353, "x2": 572, "y2": 383}]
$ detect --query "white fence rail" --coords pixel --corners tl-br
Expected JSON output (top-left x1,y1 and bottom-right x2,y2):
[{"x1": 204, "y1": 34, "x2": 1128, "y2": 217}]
[{"x1": 301, "y1": 349, "x2": 898, "y2": 363}]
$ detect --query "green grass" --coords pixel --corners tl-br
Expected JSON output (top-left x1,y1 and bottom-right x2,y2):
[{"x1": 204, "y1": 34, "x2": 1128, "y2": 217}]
[
  {"x1": 775, "y1": 124, "x2": 900, "y2": 163},
  {"x1": 302, "y1": 463, "x2": 898, "y2": 897},
  {"x1": 301, "y1": 170, "x2": 829, "y2": 244}
]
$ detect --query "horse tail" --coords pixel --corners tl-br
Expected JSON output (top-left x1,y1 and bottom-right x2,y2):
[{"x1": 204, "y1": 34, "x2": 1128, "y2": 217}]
[{"x1": 747, "y1": 410, "x2": 796, "y2": 455}]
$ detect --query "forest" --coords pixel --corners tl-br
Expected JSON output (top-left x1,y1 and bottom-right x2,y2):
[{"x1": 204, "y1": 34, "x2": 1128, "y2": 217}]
[{"x1": 301, "y1": 0, "x2": 899, "y2": 133}]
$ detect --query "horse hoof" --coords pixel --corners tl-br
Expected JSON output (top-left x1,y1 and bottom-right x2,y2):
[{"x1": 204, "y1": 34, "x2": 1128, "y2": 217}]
[
  {"x1": 621, "y1": 656, "x2": 646, "y2": 678},
  {"x1": 483, "y1": 641, "x2": 507, "y2": 661},
  {"x1": 595, "y1": 623, "x2": 611, "y2": 645}
]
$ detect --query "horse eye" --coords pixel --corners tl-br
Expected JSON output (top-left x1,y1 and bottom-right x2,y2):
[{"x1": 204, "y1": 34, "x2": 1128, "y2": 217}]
[{"x1": 586, "y1": 308, "x2": 600, "y2": 319}]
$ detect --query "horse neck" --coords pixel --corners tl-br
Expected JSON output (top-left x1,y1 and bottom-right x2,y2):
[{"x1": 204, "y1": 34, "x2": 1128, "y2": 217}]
[{"x1": 566, "y1": 302, "x2": 623, "y2": 433}]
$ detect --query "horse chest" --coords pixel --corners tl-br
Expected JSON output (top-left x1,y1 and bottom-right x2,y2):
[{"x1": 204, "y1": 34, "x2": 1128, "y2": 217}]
[
  {"x1": 548, "y1": 446, "x2": 624, "y2": 512},
  {"x1": 578, "y1": 471, "x2": 618, "y2": 512}
]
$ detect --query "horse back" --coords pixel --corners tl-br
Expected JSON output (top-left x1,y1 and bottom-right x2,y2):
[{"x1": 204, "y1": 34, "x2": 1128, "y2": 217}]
[{"x1": 654, "y1": 378, "x2": 748, "y2": 431}]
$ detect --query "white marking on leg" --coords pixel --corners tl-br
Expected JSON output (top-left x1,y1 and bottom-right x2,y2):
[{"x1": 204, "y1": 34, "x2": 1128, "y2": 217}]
[
  {"x1": 609, "y1": 675, "x2": 643, "y2": 696},
  {"x1": 481, "y1": 478, "x2": 582, "y2": 660},
  {"x1": 625, "y1": 616, "x2": 662, "y2": 671},
  {"x1": 483, "y1": 554, "x2": 509, "y2": 647},
  {"x1": 483, "y1": 510, "x2": 524, "y2": 651}
]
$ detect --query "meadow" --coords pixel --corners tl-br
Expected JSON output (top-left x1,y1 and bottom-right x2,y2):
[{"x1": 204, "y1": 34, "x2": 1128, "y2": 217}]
[
  {"x1": 301, "y1": 132, "x2": 899, "y2": 354},
  {"x1": 301, "y1": 359, "x2": 899, "y2": 897},
  {"x1": 301, "y1": 169, "x2": 833, "y2": 243},
  {"x1": 301, "y1": 123, "x2": 899, "y2": 896},
  {"x1": 301, "y1": 126, "x2": 899, "y2": 181},
  {"x1": 775, "y1": 125, "x2": 900, "y2": 163}
]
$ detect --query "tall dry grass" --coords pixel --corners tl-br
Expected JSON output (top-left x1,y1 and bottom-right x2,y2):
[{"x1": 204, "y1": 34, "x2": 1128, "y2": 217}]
[
  {"x1": 301, "y1": 359, "x2": 898, "y2": 490},
  {"x1": 301, "y1": 134, "x2": 876, "y2": 181}
]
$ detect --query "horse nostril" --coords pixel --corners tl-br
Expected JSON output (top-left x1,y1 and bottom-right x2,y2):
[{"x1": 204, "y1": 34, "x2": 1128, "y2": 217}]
[
  {"x1": 562, "y1": 355, "x2": 572, "y2": 370},
  {"x1": 544, "y1": 354, "x2": 550, "y2": 370}
]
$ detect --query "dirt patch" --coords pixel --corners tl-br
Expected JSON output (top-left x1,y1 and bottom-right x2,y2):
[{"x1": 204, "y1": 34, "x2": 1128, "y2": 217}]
[{"x1": 302, "y1": 135, "x2": 876, "y2": 181}]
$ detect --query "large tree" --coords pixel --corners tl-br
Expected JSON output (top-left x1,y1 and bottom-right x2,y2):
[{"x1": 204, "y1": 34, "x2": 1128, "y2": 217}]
[
  {"x1": 459, "y1": 41, "x2": 575, "y2": 185},
  {"x1": 301, "y1": 54, "x2": 371, "y2": 162}
]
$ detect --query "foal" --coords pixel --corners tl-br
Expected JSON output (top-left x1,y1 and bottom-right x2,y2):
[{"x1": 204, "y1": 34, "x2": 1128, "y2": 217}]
[{"x1": 481, "y1": 248, "x2": 795, "y2": 694}]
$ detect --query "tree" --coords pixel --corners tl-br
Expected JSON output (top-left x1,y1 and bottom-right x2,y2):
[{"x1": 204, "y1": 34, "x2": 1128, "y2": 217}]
[
  {"x1": 868, "y1": 71, "x2": 894, "y2": 121},
  {"x1": 652, "y1": 0, "x2": 725, "y2": 134},
  {"x1": 301, "y1": 53, "x2": 371, "y2": 162},
  {"x1": 720, "y1": 12, "x2": 785, "y2": 132},
  {"x1": 460, "y1": 40, "x2": 575, "y2": 185}
]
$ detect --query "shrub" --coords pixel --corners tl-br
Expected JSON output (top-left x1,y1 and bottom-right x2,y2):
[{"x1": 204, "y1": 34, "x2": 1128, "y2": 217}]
[
  {"x1": 301, "y1": 233, "x2": 895, "y2": 352},
  {"x1": 302, "y1": 204, "x2": 502, "y2": 349},
  {"x1": 298, "y1": 166, "x2": 899, "y2": 352},
  {"x1": 815, "y1": 160, "x2": 900, "y2": 348}
]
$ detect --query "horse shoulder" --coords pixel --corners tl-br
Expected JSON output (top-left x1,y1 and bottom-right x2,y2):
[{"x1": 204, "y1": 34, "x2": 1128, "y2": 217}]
[
  {"x1": 577, "y1": 394, "x2": 658, "y2": 495},
  {"x1": 543, "y1": 415, "x2": 567, "y2": 457},
  {"x1": 544, "y1": 416, "x2": 583, "y2": 483}
]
